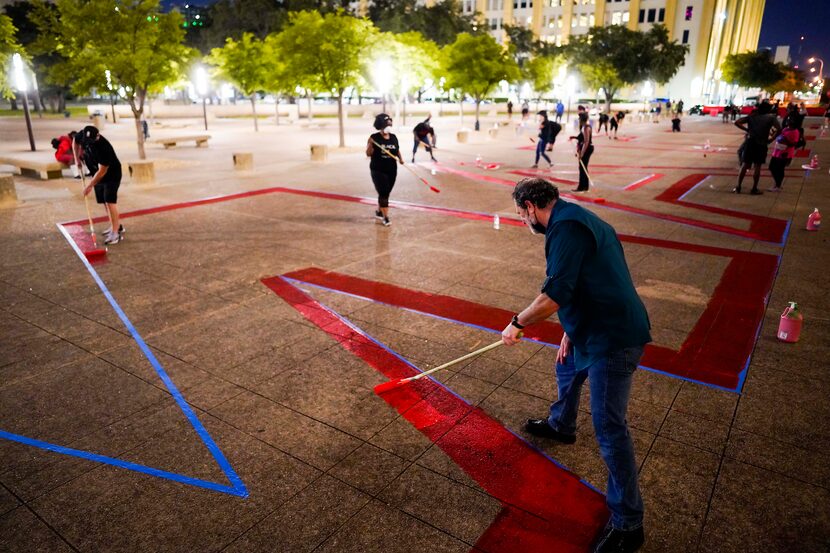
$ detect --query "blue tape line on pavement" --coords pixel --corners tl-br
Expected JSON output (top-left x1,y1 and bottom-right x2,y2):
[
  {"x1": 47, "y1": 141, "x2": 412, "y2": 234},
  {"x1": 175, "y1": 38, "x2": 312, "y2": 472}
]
[
  {"x1": 0, "y1": 430, "x2": 246, "y2": 497},
  {"x1": 0, "y1": 224, "x2": 249, "y2": 498}
]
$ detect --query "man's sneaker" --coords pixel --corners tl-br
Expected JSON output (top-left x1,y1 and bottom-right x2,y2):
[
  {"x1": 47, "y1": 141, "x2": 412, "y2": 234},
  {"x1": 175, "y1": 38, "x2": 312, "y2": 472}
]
[
  {"x1": 530, "y1": 164, "x2": 538, "y2": 169},
  {"x1": 100, "y1": 224, "x2": 124, "y2": 236},
  {"x1": 374, "y1": 210, "x2": 384, "y2": 222},
  {"x1": 592, "y1": 525, "x2": 644, "y2": 553},
  {"x1": 411, "y1": 157, "x2": 416, "y2": 163},
  {"x1": 524, "y1": 419, "x2": 576, "y2": 444},
  {"x1": 382, "y1": 217, "x2": 391, "y2": 227},
  {"x1": 104, "y1": 231, "x2": 123, "y2": 245}
]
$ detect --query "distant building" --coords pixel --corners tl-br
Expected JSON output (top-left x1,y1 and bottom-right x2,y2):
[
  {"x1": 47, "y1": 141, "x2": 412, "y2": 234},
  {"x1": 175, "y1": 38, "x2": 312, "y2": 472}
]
[{"x1": 773, "y1": 45, "x2": 790, "y2": 65}]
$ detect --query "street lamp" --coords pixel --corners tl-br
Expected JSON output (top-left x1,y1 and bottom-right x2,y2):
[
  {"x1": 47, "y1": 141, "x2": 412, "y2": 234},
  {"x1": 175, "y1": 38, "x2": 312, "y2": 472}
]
[
  {"x1": 195, "y1": 66, "x2": 209, "y2": 131},
  {"x1": 105, "y1": 69, "x2": 117, "y2": 123},
  {"x1": 808, "y1": 57, "x2": 824, "y2": 84},
  {"x1": 374, "y1": 59, "x2": 393, "y2": 113},
  {"x1": 13, "y1": 53, "x2": 35, "y2": 151},
  {"x1": 565, "y1": 75, "x2": 576, "y2": 124}
]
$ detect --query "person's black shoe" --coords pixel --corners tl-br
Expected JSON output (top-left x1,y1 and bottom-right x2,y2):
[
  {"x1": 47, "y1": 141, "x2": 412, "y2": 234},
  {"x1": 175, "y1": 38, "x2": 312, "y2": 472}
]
[
  {"x1": 374, "y1": 210, "x2": 384, "y2": 222},
  {"x1": 524, "y1": 419, "x2": 576, "y2": 444},
  {"x1": 732, "y1": 186, "x2": 741, "y2": 194},
  {"x1": 593, "y1": 525, "x2": 644, "y2": 553},
  {"x1": 749, "y1": 188, "x2": 762, "y2": 195}
]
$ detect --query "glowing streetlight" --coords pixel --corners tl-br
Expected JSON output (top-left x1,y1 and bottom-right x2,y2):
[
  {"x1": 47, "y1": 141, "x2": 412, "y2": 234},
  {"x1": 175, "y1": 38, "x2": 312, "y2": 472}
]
[
  {"x1": 374, "y1": 59, "x2": 393, "y2": 113},
  {"x1": 565, "y1": 75, "x2": 576, "y2": 123},
  {"x1": 195, "y1": 66, "x2": 209, "y2": 130},
  {"x1": 808, "y1": 57, "x2": 825, "y2": 86},
  {"x1": 12, "y1": 53, "x2": 35, "y2": 151}
]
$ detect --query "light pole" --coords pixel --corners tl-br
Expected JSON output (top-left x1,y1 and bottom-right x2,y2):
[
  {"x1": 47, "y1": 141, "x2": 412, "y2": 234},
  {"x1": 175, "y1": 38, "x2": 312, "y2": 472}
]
[
  {"x1": 374, "y1": 59, "x2": 392, "y2": 113},
  {"x1": 642, "y1": 81, "x2": 653, "y2": 121},
  {"x1": 565, "y1": 75, "x2": 576, "y2": 124},
  {"x1": 105, "y1": 69, "x2": 117, "y2": 123},
  {"x1": 13, "y1": 53, "x2": 35, "y2": 152},
  {"x1": 195, "y1": 66, "x2": 209, "y2": 131},
  {"x1": 808, "y1": 57, "x2": 824, "y2": 87}
]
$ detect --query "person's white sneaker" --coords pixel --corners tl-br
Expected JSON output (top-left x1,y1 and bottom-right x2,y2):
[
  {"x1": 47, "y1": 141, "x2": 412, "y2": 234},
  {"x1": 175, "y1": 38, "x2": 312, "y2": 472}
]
[
  {"x1": 104, "y1": 231, "x2": 123, "y2": 245},
  {"x1": 100, "y1": 224, "x2": 124, "y2": 236}
]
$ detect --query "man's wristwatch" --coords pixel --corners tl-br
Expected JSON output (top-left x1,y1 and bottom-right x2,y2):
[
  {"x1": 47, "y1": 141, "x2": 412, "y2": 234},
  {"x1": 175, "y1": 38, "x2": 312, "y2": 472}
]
[{"x1": 511, "y1": 314, "x2": 525, "y2": 330}]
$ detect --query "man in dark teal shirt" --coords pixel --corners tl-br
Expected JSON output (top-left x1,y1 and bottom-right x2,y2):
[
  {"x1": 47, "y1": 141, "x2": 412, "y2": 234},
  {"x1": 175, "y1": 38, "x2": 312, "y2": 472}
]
[{"x1": 501, "y1": 177, "x2": 651, "y2": 553}]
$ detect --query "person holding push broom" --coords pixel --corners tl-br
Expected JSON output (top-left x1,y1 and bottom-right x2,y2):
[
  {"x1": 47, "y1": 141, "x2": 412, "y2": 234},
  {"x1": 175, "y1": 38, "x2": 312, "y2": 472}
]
[
  {"x1": 502, "y1": 177, "x2": 651, "y2": 553},
  {"x1": 367, "y1": 113, "x2": 404, "y2": 227},
  {"x1": 79, "y1": 126, "x2": 124, "y2": 244}
]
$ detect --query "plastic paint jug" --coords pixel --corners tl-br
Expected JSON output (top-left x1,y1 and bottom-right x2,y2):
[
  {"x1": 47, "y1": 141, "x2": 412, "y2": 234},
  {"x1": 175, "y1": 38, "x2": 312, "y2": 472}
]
[
  {"x1": 810, "y1": 155, "x2": 819, "y2": 169},
  {"x1": 493, "y1": 214, "x2": 500, "y2": 230},
  {"x1": 777, "y1": 302, "x2": 803, "y2": 343},
  {"x1": 807, "y1": 208, "x2": 821, "y2": 231}
]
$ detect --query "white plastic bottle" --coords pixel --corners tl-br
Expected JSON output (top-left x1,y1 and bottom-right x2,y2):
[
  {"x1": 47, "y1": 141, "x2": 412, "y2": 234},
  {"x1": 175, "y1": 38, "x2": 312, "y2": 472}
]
[{"x1": 493, "y1": 214, "x2": 500, "y2": 230}]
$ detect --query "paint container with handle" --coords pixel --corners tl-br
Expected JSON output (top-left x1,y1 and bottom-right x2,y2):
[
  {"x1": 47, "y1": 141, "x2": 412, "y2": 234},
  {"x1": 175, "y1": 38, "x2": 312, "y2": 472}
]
[
  {"x1": 493, "y1": 214, "x2": 500, "y2": 230},
  {"x1": 777, "y1": 302, "x2": 803, "y2": 343},
  {"x1": 806, "y1": 208, "x2": 821, "y2": 231}
]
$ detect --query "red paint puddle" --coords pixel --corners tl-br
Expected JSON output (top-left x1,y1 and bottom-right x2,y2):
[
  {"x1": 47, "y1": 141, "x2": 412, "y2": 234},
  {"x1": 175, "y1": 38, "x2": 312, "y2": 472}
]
[
  {"x1": 262, "y1": 275, "x2": 610, "y2": 551},
  {"x1": 63, "y1": 223, "x2": 108, "y2": 265}
]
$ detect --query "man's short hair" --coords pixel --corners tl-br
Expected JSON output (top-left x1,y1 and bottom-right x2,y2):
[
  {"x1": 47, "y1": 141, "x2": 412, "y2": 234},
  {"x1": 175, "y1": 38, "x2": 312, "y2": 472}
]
[{"x1": 512, "y1": 178, "x2": 560, "y2": 209}]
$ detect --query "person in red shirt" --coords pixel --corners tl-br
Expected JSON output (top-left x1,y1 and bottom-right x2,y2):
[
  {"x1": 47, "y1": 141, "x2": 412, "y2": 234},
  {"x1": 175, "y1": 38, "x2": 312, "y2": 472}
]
[{"x1": 51, "y1": 135, "x2": 80, "y2": 178}]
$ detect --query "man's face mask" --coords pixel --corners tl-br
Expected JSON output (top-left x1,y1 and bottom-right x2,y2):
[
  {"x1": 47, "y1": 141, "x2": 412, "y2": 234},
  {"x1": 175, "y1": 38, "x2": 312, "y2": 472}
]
[{"x1": 518, "y1": 203, "x2": 546, "y2": 235}]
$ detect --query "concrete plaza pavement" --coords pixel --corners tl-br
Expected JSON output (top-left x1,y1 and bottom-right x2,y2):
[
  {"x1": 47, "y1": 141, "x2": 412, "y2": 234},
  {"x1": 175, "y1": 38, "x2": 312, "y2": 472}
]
[{"x1": 0, "y1": 107, "x2": 828, "y2": 552}]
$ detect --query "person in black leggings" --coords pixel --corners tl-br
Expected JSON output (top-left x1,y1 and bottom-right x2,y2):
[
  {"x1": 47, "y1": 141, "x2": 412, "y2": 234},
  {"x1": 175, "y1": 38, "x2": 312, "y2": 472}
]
[
  {"x1": 570, "y1": 111, "x2": 594, "y2": 192},
  {"x1": 366, "y1": 113, "x2": 404, "y2": 227}
]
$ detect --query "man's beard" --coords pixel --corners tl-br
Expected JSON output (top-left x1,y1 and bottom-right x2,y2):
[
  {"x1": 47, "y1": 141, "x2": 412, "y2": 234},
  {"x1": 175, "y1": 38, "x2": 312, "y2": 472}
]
[{"x1": 527, "y1": 220, "x2": 546, "y2": 235}]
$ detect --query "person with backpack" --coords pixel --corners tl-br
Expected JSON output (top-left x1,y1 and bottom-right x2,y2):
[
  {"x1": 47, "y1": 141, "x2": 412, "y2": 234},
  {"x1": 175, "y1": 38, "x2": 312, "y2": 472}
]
[
  {"x1": 412, "y1": 114, "x2": 437, "y2": 163},
  {"x1": 531, "y1": 111, "x2": 559, "y2": 169}
]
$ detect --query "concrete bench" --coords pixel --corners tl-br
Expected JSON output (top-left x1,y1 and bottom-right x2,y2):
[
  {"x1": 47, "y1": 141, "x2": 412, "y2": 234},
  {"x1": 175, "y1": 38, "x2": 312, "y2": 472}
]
[
  {"x1": 0, "y1": 156, "x2": 67, "y2": 180},
  {"x1": 150, "y1": 135, "x2": 211, "y2": 149},
  {"x1": 0, "y1": 174, "x2": 17, "y2": 207},
  {"x1": 310, "y1": 144, "x2": 328, "y2": 161}
]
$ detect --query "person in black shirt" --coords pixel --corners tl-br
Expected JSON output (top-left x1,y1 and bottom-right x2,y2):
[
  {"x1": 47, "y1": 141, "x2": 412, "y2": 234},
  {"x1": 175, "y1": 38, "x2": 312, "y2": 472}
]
[
  {"x1": 80, "y1": 126, "x2": 124, "y2": 244},
  {"x1": 569, "y1": 112, "x2": 594, "y2": 192},
  {"x1": 366, "y1": 114, "x2": 403, "y2": 227},
  {"x1": 412, "y1": 114, "x2": 437, "y2": 163}
]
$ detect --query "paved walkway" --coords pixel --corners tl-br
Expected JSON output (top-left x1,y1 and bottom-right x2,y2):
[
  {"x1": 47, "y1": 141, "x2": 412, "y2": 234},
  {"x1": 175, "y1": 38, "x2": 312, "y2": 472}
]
[{"x1": 0, "y1": 110, "x2": 828, "y2": 552}]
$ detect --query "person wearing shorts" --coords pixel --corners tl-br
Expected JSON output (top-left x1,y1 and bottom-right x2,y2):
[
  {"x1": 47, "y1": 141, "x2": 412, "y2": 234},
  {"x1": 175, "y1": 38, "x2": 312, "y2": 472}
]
[
  {"x1": 366, "y1": 113, "x2": 403, "y2": 227},
  {"x1": 80, "y1": 126, "x2": 124, "y2": 244}
]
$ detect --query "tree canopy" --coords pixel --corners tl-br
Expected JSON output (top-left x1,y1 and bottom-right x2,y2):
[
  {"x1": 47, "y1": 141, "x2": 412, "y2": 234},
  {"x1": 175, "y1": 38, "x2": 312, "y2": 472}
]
[
  {"x1": 209, "y1": 33, "x2": 268, "y2": 130},
  {"x1": 37, "y1": 0, "x2": 195, "y2": 158},
  {"x1": 443, "y1": 32, "x2": 520, "y2": 129},
  {"x1": 0, "y1": 13, "x2": 21, "y2": 99},
  {"x1": 566, "y1": 24, "x2": 688, "y2": 110},
  {"x1": 369, "y1": 0, "x2": 480, "y2": 45},
  {"x1": 276, "y1": 10, "x2": 376, "y2": 146},
  {"x1": 720, "y1": 50, "x2": 785, "y2": 91}
]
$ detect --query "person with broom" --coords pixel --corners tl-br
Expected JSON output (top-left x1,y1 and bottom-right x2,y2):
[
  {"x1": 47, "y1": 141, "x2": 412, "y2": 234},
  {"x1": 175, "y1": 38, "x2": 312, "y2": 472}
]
[
  {"x1": 79, "y1": 126, "x2": 124, "y2": 244},
  {"x1": 569, "y1": 111, "x2": 594, "y2": 192},
  {"x1": 366, "y1": 114, "x2": 403, "y2": 227},
  {"x1": 502, "y1": 177, "x2": 651, "y2": 553}
]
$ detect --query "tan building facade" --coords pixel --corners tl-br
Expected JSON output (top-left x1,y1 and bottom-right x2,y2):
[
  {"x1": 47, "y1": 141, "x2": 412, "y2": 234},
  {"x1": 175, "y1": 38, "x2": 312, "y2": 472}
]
[{"x1": 467, "y1": 0, "x2": 765, "y2": 103}]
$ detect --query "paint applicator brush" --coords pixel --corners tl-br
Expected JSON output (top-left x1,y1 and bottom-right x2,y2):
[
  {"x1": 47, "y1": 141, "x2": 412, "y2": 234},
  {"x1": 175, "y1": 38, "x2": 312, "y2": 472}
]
[
  {"x1": 72, "y1": 136, "x2": 107, "y2": 260},
  {"x1": 374, "y1": 338, "x2": 507, "y2": 394},
  {"x1": 370, "y1": 138, "x2": 441, "y2": 193}
]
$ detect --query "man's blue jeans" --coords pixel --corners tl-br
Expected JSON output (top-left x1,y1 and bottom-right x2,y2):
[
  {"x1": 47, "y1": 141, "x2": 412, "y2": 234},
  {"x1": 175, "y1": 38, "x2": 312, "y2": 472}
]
[
  {"x1": 547, "y1": 346, "x2": 645, "y2": 530},
  {"x1": 535, "y1": 138, "x2": 551, "y2": 165}
]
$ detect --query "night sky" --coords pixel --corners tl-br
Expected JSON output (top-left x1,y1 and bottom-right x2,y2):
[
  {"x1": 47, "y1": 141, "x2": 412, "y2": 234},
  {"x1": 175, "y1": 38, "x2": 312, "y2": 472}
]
[{"x1": 758, "y1": 0, "x2": 828, "y2": 73}]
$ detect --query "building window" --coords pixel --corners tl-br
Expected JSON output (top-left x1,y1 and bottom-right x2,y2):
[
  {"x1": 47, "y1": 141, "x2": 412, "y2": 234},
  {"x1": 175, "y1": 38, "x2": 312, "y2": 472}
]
[
  {"x1": 685, "y1": 6, "x2": 693, "y2": 20},
  {"x1": 623, "y1": 11, "x2": 629, "y2": 22},
  {"x1": 611, "y1": 11, "x2": 622, "y2": 24},
  {"x1": 638, "y1": 9, "x2": 645, "y2": 23},
  {"x1": 647, "y1": 8, "x2": 656, "y2": 22},
  {"x1": 658, "y1": 8, "x2": 665, "y2": 21},
  {"x1": 682, "y1": 29, "x2": 690, "y2": 43},
  {"x1": 589, "y1": 14, "x2": 594, "y2": 25},
  {"x1": 462, "y1": 0, "x2": 474, "y2": 13}
]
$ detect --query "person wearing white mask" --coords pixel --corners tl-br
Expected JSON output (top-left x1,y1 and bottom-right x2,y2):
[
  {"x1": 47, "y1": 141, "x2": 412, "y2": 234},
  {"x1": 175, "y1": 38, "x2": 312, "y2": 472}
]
[{"x1": 366, "y1": 113, "x2": 404, "y2": 227}]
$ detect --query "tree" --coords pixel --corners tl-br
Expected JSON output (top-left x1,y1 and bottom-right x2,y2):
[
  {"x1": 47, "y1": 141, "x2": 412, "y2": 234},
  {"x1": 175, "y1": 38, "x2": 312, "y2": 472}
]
[
  {"x1": 769, "y1": 66, "x2": 807, "y2": 98},
  {"x1": 523, "y1": 55, "x2": 559, "y2": 108},
  {"x1": 369, "y1": 0, "x2": 480, "y2": 46},
  {"x1": 372, "y1": 31, "x2": 441, "y2": 124},
  {"x1": 0, "y1": 13, "x2": 21, "y2": 99},
  {"x1": 262, "y1": 33, "x2": 296, "y2": 126},
  {"x1": 40, "y1": 0, "x2": 195, "y2": 159},
  {"x1": 277, "y1": 10, "x2": 376, "y2": 147},
  {"x1": 201, "y1": 0, "x2": 286, "y2": 51},
  {"x1": 566, "y1": 25, "x2": 688, "y2": 112},
  {"x1": 443, "y1": 32, "x2": 520, "y2": 130},
  {"x1": 209, "y1": 33, "x2": 268, "y2": 131},
  {"x1": 720, "y1": 50, "x2": 785, "y2": 91}
]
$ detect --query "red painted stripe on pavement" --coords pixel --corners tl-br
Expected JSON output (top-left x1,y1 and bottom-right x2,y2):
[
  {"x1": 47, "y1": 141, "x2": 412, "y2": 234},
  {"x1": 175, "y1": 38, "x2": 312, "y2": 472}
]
[{"x1": 262, "y1": 275, "x2": 609, "y2": 552}]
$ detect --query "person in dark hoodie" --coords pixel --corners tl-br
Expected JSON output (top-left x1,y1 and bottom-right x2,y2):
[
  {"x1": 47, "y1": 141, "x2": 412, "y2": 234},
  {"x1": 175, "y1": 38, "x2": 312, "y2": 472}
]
[{"x1": 366, "y1": 113, "x2": 404, "y2": 227}]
